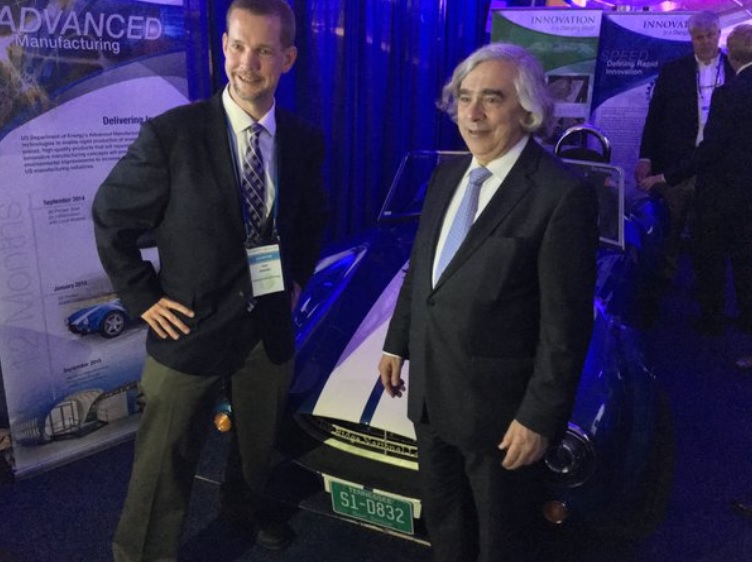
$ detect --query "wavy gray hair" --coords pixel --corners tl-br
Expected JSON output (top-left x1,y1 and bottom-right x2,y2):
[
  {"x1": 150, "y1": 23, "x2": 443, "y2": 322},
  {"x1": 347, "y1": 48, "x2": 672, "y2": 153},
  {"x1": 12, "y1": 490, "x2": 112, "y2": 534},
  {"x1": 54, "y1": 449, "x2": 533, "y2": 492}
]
[
  {"x1": 687, "y1": 10, "x2": 720, "y2": 34},
  {"x1": 438, "y1": 43, "x2": 554, "y2": 137}
]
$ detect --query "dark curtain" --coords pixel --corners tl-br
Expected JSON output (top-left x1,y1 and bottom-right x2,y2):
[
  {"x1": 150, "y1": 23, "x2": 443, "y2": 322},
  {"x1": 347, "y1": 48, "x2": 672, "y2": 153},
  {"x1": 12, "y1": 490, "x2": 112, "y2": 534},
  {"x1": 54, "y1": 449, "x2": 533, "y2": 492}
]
[{"x1": 209, "y1": 1, "x2": 491, "y2": 241}]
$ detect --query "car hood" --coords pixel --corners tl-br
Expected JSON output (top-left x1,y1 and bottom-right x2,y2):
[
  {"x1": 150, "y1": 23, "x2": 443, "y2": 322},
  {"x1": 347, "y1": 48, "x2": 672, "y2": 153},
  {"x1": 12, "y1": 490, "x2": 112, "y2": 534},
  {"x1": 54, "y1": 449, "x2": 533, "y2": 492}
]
[{"x1": 297, "y1": 261, "x2": 416, "y2": 440}]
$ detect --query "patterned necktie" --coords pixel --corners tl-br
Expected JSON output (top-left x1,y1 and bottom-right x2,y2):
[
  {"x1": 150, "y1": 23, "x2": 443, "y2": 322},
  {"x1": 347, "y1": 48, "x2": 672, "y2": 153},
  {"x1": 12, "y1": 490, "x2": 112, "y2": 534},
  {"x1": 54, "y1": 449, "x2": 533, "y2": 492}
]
[
  {"x1": 435, "y1": 166, "x2": 492, "y2": 279},
  {"x1": 242, "y1": 122, "x2": 266, "y2": 240}
]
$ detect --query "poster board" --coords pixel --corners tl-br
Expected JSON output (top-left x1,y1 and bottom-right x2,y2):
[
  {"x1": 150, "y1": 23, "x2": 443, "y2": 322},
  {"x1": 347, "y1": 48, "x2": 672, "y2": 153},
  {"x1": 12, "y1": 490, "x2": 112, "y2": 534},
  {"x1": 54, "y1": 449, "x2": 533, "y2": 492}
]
[
  {"x1": 590, "y1": 12, "x2": 693, "y2": 204},
  {"x1": 0, "y1": 0, "x2": 208, "y2": 477},
  {"x1": 490, "y1": 8, "x2": 603, "y2": 140}
]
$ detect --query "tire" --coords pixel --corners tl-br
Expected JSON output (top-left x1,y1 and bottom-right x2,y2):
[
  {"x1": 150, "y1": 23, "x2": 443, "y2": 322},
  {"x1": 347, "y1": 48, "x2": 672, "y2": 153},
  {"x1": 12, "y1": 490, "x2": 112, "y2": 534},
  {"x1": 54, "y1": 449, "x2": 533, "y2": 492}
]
[{"x1": 100, "y1": 311, "x2": 126, "y2": 338}]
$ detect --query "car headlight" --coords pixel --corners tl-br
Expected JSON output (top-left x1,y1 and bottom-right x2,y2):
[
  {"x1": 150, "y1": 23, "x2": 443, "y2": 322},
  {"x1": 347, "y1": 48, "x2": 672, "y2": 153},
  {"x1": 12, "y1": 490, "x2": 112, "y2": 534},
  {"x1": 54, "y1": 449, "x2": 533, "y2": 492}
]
[{"x1": 544, "y1": 423, "x2": 596, "y2": 488}]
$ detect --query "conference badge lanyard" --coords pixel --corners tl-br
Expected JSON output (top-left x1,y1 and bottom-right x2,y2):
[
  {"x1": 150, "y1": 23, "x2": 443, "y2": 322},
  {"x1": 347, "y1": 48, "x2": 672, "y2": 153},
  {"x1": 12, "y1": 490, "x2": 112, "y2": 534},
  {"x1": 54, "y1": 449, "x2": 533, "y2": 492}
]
[
  {"x1": 246, "y1": 237, "x2": 284, "y2": 297},
  {"x1": 226, "y1": 115, "x2": 286, "y2": 298},
  {"x1": 244, "y1": 189, "x2": 285, "y2": 297}
]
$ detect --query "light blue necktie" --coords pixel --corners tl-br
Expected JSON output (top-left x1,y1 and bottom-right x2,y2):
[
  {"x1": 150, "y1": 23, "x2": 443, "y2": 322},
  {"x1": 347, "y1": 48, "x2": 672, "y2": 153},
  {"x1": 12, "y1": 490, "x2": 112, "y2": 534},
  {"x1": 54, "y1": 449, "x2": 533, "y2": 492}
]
[
  {"x1": 435, "y1": 166, "x2": 492, "y2": 279},
  {"x1": 241, "y1": 122, "x2": 266, "y2": 240}
]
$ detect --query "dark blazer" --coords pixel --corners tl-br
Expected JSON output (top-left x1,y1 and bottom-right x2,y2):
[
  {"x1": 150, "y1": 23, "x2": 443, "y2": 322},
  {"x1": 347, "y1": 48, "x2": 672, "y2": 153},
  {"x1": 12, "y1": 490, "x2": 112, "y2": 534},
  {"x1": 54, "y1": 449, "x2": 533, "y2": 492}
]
[
  {"x1": 664, "y1": 65, "x2": 752, "y2": 210},
  {"x1": 92, "y1": 93, "x2": 328, "y2": 376},
  {"x1": 639, "y1": 52, "x2": 733, "y2": 174},
  {"x1": 383, "y1": 139, "x2": 599, "y2": 451}
]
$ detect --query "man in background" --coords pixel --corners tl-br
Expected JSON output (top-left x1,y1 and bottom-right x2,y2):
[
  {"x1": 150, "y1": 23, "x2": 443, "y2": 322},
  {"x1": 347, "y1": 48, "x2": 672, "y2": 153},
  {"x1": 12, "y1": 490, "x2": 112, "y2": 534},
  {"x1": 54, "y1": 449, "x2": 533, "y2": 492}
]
[
  {"x1": 93, "y1": 1, "x2": 328, "y2": 560},
  {"x1": 635, "y1": 11, "x2": 732, "y2": 330},
  {"x1": 642, "y1": 24, "x2": 752, "y2": 347},
  {"x1": 378, "y1": 43, "x2": 598, "y2": 562}
]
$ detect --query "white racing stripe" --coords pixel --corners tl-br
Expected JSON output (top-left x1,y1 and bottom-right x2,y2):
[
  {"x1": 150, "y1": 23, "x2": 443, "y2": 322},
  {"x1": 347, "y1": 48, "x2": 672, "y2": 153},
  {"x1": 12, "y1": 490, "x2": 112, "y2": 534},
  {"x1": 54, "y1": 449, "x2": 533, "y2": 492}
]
[{"x1": 312, "y1": 262, "x2": 416, "y2": 439}]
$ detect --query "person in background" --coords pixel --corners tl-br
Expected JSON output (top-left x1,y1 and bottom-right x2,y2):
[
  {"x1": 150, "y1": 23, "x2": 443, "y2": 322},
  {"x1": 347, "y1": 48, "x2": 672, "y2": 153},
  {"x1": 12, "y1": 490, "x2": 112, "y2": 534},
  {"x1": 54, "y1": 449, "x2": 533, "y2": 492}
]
[
  {"x1": 378, "y1": 43, "x2": 599, "y2": 562},
  {"x1": 641, "y1": 23, "x2": 752, "y2": 341},
  {"x1": 92, "y1": 0, "x2": 328, "y2": 560},
  {"x1": 635, "y1": 10, "x2": 733, "y2": 330}
]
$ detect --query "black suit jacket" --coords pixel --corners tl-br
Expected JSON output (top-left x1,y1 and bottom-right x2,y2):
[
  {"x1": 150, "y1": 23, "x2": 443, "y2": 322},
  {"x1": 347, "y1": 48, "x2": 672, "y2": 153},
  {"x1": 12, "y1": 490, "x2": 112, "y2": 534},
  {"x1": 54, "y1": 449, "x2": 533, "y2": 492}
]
[
  {"x1": 92, "y1": 93, "x2": 328, "y2": 376},
  {"x1": 639, "y1": 53, "x2": 733, "y2": 174},
  {"x1": 664, "y1": 65, "x2": 752, "y2": 211},
  {"x1": 383, "y1": 139, "x2": 599, "y2": 451}
]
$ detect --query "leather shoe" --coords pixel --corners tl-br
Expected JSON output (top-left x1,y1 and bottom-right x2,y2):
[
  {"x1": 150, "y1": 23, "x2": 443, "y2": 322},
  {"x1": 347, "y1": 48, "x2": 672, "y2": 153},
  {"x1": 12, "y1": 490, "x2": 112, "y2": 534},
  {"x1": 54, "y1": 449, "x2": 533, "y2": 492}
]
[
  {"x1": 256, "y1": 522, "x2": 294, "y2": 551},
  {"x1": 735, "y1": 356, "x2": 752, "y2": 369},
  {"x1": 732, "y1": 498, "x2": 752, "y2": 518}
]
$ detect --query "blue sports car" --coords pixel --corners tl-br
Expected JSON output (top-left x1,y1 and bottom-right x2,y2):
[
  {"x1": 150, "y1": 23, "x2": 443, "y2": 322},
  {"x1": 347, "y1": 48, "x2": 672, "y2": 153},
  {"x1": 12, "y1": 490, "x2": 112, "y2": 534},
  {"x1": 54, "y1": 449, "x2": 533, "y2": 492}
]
[
  {"x1": 65, "y1": 298, "x2": 133, "y2": 338},
  {"x1": 280, "y1": 148, "x2": 673, "y2": 539}
]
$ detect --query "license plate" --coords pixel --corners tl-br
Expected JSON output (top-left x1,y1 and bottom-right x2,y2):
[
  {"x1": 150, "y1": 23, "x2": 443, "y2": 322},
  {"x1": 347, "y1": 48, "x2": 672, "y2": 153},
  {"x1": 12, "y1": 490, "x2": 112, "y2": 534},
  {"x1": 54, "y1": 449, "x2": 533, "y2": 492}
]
[{"x1": 330, "y1": 479, "x2": 414, "y2": 534}]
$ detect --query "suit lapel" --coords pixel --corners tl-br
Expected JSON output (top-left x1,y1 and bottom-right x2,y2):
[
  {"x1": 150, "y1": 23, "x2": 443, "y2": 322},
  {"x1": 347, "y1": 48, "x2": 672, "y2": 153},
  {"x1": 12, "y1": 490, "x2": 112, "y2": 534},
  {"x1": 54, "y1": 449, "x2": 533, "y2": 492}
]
[
  {"x1": 433, "y1": 139, "x2": 540, "y2": 290},
  {"x1": 425, "y1": 156, "x2": 470, "y2": 263},
  {"x1": 206, "y1": 94, "x2": 246, "y2": 241},
  {"x1": 274, "y1": 109, "x2": 293, "y2": 216}
]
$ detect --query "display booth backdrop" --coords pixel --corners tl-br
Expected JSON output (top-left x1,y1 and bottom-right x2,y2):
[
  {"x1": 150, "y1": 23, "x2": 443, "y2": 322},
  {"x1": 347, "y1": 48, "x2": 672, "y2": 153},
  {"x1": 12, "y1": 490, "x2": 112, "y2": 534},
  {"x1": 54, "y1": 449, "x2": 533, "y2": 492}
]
[{"x1": 0, "y1": 0, "x2": 210, "y2": 477}]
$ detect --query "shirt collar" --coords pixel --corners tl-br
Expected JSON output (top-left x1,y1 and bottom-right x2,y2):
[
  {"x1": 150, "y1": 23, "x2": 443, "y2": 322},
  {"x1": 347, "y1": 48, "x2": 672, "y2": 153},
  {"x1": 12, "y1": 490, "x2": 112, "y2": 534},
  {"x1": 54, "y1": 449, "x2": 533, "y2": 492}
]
[
  {"x1": 737, "y1": 61, "x2": 752, "y2": 75},
  {"x1": 469, "y1": 134, "x2": 529, "y2": 181},
  {"x1": 695, "y1": 53, "x2": 721, "y2": 70},
  {"x1": 222, "y1": 86, "x2": 277, "y2": 137}
]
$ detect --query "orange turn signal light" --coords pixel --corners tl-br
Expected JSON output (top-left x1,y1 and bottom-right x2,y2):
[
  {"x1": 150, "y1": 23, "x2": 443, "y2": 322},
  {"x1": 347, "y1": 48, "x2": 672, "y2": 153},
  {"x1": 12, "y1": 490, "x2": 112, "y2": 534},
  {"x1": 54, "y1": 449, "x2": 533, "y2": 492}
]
[{"x1": 542, "y1": 500, "x2": 569, "y2": 525}]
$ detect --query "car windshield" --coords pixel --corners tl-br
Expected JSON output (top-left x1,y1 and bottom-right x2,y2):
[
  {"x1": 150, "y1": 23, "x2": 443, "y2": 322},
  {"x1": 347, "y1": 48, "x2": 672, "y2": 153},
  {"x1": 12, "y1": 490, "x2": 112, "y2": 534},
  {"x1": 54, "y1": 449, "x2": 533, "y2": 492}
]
[
  {"x1": 378, "y1": 150, "x2": 625, "y2": 249},
  {"x1": 378, "y1": 151, "x2": 467, "y2": 222}
]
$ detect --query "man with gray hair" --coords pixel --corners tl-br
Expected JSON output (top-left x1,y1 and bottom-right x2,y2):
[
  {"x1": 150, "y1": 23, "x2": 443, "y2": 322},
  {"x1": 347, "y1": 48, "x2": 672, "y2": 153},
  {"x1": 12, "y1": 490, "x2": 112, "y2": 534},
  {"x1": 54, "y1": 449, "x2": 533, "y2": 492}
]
[
  {"x1": 378, "y1": 43, "x2": 598, "y2": 561},
  {"x1": 635, "y1": 10, "x2": 733, "y2": 331}
]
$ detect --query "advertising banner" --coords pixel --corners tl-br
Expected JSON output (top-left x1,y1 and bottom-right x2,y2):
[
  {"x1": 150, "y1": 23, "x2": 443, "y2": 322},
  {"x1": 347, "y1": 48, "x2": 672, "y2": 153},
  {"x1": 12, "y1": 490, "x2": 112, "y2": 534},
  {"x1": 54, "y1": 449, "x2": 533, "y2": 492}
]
[
  {"x1": 0, "y1": 0, "x2": 207, "y2": 477},
  {"x1": 490, "y1": 8, "x2": 603, "y2": 140},
  {"x1": 590, "y1": 12, "x2": 693, "y2": 203}
]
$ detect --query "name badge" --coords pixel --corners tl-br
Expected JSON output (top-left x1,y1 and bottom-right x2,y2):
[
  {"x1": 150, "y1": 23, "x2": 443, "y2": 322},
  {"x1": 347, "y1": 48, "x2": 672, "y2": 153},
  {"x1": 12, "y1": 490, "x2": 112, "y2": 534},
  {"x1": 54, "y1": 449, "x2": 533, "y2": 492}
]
[{"x1": 246, "y1": 244, "x2": 285, "y2": 297}]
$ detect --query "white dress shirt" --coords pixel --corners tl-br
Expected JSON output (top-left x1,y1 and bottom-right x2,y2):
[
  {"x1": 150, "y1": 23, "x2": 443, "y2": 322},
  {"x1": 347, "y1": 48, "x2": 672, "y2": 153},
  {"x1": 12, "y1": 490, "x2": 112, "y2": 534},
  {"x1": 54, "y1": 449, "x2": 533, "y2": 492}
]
[{"x1": 222, "y1": 86, "x2": 277, "y2": 218}]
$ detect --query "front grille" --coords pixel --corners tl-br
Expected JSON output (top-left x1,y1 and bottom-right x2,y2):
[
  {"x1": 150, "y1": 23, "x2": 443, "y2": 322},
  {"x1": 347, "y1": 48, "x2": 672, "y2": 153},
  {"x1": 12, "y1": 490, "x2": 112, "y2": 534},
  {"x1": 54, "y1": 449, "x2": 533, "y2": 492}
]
[{"x1": 297, "y1": 414, "x2": 418, "y2": 465}]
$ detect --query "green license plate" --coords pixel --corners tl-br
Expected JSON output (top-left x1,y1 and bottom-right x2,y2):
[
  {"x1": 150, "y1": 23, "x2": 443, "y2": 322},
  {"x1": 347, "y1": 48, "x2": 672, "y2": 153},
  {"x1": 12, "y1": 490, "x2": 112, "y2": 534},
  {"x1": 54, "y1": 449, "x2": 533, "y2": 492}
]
[{"x1": 330, "y1": 480, "x2": 414, "y2": 535}]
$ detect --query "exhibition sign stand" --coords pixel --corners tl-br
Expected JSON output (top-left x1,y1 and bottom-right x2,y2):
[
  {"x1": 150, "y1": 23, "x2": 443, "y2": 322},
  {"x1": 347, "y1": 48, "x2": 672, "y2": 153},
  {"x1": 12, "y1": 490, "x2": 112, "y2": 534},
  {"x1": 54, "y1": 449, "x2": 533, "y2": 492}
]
[
  {"x1": 0, "y1": 0, "x2": 208, "y2": 477},
  {"x1": 590, "y1": 11, "x2": 693, "y2": 203},
  {"x1": 490, "y1": 8, "x2": 603, "y2": 141}
]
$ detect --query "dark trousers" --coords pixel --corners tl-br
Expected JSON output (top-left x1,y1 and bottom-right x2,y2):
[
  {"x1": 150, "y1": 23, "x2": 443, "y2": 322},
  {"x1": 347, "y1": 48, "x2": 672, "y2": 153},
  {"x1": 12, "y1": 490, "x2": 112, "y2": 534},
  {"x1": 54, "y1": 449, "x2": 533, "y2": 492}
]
[
  {"x1": 414, "y1": 422, "x2": 545, "y2": 562},
  {"x1": 693, "y1": 203, "x2": 752, "y2": 323},
  {"x1": 112, "y1": 341, "x2": 293, "y2": 562},
  {"x1": 655, "y1": 176, "x2": 695, "y2": 284}
]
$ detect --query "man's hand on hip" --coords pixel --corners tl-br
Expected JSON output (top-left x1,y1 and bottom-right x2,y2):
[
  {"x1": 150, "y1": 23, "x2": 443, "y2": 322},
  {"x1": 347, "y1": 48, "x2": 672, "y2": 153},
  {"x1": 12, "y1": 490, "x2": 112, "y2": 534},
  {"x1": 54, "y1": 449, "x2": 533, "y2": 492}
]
[
  {"x1": 498, "y1": 419, "x2": 549, "y2": 470},
  {"x1": 141, "y1": 297, "x2": 195, "y2": 340}
]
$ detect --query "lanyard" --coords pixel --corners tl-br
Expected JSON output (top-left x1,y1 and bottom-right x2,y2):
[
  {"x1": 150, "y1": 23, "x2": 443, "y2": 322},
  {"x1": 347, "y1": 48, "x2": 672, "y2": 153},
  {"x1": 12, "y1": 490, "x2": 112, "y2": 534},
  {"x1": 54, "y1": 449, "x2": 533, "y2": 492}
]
[{"x1": 696, "y1": 59, "x2": 722, "y2": 97}]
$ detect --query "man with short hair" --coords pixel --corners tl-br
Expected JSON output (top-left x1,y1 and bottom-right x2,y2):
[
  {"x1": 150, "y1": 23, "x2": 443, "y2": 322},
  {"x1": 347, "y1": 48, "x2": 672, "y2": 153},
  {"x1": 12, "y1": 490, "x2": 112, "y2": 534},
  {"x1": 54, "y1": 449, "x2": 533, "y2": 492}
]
[
  {"x1": 635, "y1": 11, "x2": 732, "y2": 330},
  {"x1": 93, "y1": 1, "x2": 328, "y2": 560},
  {"x1": 641, "y1": 23, "x2": 752, "y2": 338},
  {"x1": 378, "y1": 43, "x2": 599, "y2": 562}
]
